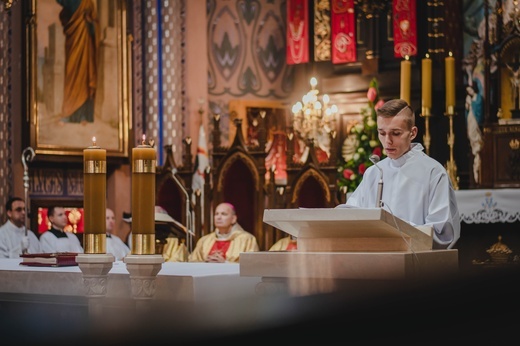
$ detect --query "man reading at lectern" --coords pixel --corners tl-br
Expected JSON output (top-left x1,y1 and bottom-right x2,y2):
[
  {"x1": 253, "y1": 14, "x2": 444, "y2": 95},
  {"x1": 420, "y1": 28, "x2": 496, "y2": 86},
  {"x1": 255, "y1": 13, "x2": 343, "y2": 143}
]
[{"x1": 338, "y1": 99, "x2": 460, "y2": 249}]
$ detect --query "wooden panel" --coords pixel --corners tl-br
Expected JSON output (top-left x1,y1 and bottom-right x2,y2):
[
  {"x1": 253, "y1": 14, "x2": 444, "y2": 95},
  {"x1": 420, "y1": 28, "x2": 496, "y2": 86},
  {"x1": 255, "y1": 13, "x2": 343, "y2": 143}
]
[{"x1": 482, "y1": 124, "x2": 520, "y2": 188}]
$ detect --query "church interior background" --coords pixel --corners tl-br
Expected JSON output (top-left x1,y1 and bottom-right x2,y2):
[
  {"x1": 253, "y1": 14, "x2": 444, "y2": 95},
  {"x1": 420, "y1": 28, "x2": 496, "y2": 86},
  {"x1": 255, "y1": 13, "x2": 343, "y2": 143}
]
[
  {"x1": 0, "y1": 0, "x2": 519, "y2": 283},
  {"x1": 1, "y1": 0, "x2": 520, "y2": 343}
]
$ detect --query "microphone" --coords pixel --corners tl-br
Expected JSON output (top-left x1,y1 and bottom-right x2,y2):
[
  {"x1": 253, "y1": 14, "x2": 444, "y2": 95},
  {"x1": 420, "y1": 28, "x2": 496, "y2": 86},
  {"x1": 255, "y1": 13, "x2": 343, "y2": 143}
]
[{"x1": 369, "y1": 155, "x2": 384, "y2": 208}]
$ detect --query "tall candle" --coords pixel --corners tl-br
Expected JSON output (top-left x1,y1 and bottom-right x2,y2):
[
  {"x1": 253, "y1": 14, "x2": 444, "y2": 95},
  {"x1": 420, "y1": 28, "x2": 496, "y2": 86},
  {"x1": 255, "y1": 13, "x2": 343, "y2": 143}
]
[
  {"x1": 421, "y1": 54, "x2": 432, "y2": 111},
  {"x1": 131, "y1": 137, "x2": 156, "y2": 254},
  {"x1": 445, "y1": 52, "x2": 456, "y2": 114},
  {"x1": 83, "y1": 137, "x2": 106, "y2": 254},
  {"x1": 400, "y1": 56, "x2": 411, "y2": 105}
]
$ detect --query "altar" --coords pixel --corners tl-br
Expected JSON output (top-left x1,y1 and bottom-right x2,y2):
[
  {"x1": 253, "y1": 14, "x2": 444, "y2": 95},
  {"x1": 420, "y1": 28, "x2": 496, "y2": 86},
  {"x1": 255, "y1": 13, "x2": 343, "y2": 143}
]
[{"x1": 0, "y1": 260, "x2": 261, "y2": 307}]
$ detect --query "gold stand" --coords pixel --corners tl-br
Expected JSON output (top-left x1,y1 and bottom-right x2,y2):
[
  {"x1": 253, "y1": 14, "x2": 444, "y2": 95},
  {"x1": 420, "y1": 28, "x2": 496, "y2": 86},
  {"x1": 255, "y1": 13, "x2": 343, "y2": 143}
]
[
  {"x1": 444, "y1": 107, "x2": 459, "y2": 190},
  {"x1": 420, "y1": 107, "x2": 432, "y2": 155}
]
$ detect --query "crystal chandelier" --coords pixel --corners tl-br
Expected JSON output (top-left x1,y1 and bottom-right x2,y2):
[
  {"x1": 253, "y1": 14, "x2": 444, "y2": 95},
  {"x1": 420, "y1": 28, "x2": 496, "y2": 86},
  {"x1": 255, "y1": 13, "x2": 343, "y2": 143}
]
[
  {"x1": 291, "y1": 77, "x2": 338, "y2": 145},
  {"x1": 2, "y1": 0, "x2": 16, "y2": 11}
]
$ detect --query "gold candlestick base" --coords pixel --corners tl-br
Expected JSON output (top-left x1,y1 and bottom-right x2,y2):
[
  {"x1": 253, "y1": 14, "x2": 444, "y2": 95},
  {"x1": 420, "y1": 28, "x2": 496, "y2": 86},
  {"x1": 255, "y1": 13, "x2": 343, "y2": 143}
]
[
  {"x1": 131, "y1": 233, "x2": 156, "y2": 255},
  {"x1": 420, "y1": 107, "x2": 431, "y2": 156},
  {"x1": 83, "y1": 233, "x2": 107, "y2": 254},
  {"x1": 444, "y1": 111, "x2": 459, "y2": 190}
]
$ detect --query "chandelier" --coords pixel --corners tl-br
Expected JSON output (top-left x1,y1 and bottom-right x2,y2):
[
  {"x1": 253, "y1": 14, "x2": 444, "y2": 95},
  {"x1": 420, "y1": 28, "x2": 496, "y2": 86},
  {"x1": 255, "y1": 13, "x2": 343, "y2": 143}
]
[
  {"x1": 2, "y1": 0, "x2": 16, "y2": 11},
  {"x1": 291, "y1": 77, "x2": 338, "y2": 145}
]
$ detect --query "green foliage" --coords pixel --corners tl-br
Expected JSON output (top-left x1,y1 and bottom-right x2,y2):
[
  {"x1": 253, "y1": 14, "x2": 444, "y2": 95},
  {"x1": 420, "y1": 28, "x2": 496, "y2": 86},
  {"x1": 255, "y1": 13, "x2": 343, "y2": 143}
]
[{"x1": 337, "y1": 78, "x2": 386, "y2": 193}]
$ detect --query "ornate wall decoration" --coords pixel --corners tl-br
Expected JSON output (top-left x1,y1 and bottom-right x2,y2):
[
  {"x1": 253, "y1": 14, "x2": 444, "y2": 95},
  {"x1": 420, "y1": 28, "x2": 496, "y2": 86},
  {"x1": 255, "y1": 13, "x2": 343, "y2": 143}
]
[
  {"x1": 142, "y1": 0, "x2": 184, "y2": 166},
  {"x1": 207, "y1": 0, "x2": 292, "y2": 146},
  {"x1": 314, "y1": 0, "x2": 332, "y2": 62},
  {"x1": 0, "y1": 8, "x2": 13, "y2": 217}
]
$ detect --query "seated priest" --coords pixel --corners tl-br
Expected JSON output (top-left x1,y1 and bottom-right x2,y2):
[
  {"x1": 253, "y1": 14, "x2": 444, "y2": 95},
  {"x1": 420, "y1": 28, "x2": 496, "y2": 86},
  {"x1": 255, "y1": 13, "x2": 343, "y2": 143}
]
[
  {"x1": 123, "y1": 206, "x2": 188, "y2": 262},
  {"x1": 105, "y1": 208, "x2": 130, "y2": 261},
  {"x1": 269, "y1": 235, "x2": 297, "y2": 251},
  {"x1": 189, "y1": 202, "x2": 259, "y2": 263},
  {"x1": 39, "y1": 206, "x2": 84, "y2": 253}
]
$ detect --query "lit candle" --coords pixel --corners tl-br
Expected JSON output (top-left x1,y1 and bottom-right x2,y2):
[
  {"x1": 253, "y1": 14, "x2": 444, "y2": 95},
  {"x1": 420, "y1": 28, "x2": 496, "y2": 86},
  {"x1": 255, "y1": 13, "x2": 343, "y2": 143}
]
[
  {"x1": 131, "y1": 135, "x2": 156, "y2": 255},
  {"x1": 445, "y1": 52, "x2": 456, "y2": 114},
  {"x1": 400, "y1": 55, "x2": 411, "y2": 105},
  {"x1": 421, "y1": 54, "x2": 432, "y2": 112},
  {"x1": 83, "y1": 136, "x2": 106, "y2": 254}
]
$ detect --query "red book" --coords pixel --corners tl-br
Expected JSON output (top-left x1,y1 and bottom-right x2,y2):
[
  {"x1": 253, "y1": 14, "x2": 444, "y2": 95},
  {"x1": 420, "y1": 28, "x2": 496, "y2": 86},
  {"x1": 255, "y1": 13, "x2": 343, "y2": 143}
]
[{"x1": 19, "y1": 252, "x2": 79, "y2": 267}]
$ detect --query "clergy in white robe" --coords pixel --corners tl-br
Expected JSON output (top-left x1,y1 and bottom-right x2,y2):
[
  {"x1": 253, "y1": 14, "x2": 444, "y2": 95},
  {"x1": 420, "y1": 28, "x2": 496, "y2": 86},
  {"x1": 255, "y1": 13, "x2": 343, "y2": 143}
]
[
  {"x1": 0, "y1": 197, "x2": 41, "y2": 258},
  {"x1": 340, "y1": 99, "x2": 460, "y2": 249},
  {"x1": 105, "y1": 208, "x2": 130, "y2": 261},
  {"x1": 39, "y1": 206, "x2": 84, "y2": 253}
]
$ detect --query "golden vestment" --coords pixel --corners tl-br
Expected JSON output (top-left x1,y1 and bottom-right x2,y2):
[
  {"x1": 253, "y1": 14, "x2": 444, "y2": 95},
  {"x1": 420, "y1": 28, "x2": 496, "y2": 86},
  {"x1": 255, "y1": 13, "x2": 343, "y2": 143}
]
[
  {"x1": 162, "y1": 237, "x2": 188, "y2": 262},
  {"x1": 188, "y1": 224, "x2": 259, "y2": 263},
  {"x1": 268, "y1": 236, "x2": 297, "y2": 251}
]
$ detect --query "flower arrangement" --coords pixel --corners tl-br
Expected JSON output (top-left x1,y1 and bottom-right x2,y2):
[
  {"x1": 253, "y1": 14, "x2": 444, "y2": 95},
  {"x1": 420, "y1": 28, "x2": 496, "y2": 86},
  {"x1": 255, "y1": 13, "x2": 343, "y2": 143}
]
[{"x1": 337, "y1": 78, "x2": 385, "y2": 193}]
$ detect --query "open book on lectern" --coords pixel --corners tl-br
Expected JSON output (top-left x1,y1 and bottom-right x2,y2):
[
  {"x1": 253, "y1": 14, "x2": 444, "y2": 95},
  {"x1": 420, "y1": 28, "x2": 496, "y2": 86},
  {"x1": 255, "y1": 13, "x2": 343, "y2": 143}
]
[{"x1": 263, "y1": 208, "x2": 434, "y2": 252}]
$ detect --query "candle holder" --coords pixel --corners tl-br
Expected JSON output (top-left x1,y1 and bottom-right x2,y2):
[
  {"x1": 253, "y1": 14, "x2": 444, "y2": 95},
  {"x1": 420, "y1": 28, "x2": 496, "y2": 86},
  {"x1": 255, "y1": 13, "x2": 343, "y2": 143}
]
[
  {"x1": 76, "y1": 253, "x2": 115, "y2": 318},
  {"x1": 420, "y1": 107, "x2": 432, "y2": 156},
  {"x1": 444, "y1": 108, "x2": 459, "y2": 190},
  {"x1": 124, "y1": 254, "x2": 164, "y2": 312}
]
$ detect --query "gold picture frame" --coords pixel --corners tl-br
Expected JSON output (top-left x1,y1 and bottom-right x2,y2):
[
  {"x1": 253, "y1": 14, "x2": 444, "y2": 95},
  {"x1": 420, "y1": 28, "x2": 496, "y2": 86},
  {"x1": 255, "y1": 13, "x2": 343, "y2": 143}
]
[{"x1": 26, "y1": 0, "x2": 131, "y2": 157}]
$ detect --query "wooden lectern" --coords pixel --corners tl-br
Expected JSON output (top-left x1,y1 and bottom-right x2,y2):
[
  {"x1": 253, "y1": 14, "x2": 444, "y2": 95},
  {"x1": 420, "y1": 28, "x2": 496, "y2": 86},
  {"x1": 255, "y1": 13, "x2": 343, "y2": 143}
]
[{"x1": 240, "y1": 208, "x2": 459, "y2": 296}]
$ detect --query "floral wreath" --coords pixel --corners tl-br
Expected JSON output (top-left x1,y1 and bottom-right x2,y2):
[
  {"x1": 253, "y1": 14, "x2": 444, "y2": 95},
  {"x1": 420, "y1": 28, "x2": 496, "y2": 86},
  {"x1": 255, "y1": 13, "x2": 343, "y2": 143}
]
[{"x1": 337, "y1": 78, "x2": 386, "y2": 193}]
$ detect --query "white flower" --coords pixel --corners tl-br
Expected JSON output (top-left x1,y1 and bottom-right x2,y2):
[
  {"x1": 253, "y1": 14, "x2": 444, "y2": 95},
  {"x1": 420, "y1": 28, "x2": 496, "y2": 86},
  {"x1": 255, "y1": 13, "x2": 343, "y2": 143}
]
[
  {"x1": 369, "y1": 140, "x2": 379, "y2": 148},
  {"x1": 357, "y1": 147, "x2": 365, "y2": 154},
  {"x1": 355, "y1": 124, "x2": 364, "y2": 132},
  {"x1": 350, "y1": 173, "x2": 357, "y2": 181},
  {"x1": 353, "y1": 153, "x2": 360, "y2": 161},
  {"x1": 367, "y1": 119, "x2": 376, "y2": 127},
  {"x1": 361, "y1": 134, "x2": 368, "y2": 141}
]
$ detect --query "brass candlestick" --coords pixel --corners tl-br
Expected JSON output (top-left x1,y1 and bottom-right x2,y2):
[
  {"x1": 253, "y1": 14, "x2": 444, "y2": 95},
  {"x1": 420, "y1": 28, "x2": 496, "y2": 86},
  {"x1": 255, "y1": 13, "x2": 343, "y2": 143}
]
[
  {"x1": 444, "y1": 106, "x2": 459, "y2": 190},
  {"x1": 420, "y1": 107, "x2": 431, "y2": 156}
]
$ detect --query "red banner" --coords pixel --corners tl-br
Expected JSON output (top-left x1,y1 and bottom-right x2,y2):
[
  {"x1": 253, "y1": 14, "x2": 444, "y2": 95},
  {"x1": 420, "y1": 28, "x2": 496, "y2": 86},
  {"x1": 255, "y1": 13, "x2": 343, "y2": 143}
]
[
  {"x1": 393, "y1": 0, "x2": 417, "y2": 58},
  {"x1": 286, "y1": 0, "x2": 309, "y2": 65},
  {"x1": 331, "y1": 0, "x2": 356, "y2": 64}
]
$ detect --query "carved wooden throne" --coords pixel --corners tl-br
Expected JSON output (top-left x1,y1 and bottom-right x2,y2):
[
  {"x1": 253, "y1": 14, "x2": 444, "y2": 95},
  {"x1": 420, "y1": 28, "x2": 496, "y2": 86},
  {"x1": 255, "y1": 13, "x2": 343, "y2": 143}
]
[{"x1": 207, "y1": 115, "x2": 268, "y2": 250}]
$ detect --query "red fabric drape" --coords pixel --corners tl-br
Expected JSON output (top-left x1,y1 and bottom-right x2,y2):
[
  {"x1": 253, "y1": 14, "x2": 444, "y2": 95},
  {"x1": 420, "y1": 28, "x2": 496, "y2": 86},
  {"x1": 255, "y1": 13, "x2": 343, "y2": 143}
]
[
  {"x1": 393, "y1": 0, "x2": 417, "y2": 58},
  {"x1": 286, "y1": 0, "x2": 309, "y2": 65},
  {"x1": 331, "y1": 0, "x2": 356, "y2": 64}
]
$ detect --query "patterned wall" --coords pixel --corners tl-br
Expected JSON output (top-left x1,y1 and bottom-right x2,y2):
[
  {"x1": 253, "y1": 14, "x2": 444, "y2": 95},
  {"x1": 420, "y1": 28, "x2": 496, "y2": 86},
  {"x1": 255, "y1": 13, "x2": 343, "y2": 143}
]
[
  {"x1": 207, "y1": 0, "x2": 293, "y2": 145},
  {"x1": 143, "y1": 0, "x2": 185, "y2": 166},
  {"x1": 0, "y1": 9, "x2": 13, "y2": 219}
]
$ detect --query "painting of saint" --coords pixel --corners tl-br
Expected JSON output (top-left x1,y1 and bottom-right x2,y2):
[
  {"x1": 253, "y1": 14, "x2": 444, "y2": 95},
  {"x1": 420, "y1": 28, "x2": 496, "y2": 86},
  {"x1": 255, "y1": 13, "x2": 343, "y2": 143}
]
[{"x1": 33, "y1": 0, "x2": 128, "y2": 154}]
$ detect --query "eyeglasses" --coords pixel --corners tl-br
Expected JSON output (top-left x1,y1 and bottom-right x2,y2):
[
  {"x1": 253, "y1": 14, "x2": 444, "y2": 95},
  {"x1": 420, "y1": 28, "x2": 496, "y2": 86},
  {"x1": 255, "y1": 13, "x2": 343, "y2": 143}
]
[{"x1": 12, "y1": 207, "x2": 24, "y2": 212}]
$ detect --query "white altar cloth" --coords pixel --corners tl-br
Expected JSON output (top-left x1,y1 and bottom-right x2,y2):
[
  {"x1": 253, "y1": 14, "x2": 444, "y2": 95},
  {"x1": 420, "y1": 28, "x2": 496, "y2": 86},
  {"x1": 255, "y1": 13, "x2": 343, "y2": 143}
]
[
  {"x1": 455, "y1": 189, "x2": 520, "y2": 224},
  {"x1": 0, "y1": 259, "x2": 261, "y2": 303}
]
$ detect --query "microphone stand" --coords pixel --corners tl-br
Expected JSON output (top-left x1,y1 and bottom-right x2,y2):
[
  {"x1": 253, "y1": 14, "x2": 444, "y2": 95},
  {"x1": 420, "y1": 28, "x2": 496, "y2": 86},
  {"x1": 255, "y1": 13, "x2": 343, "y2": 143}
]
[
  {"x1": 369, "y1": 155, "x2": 383, "y2": 208},
  {"x1": 21, "y1": 147, "x2": 36, "y2": 254},
  {"x1": 170, "y1": 168, "x2": 195, "y2": 252},
  {"x1": 376, "y1": 175, "x2": 383, "y2": 208}
]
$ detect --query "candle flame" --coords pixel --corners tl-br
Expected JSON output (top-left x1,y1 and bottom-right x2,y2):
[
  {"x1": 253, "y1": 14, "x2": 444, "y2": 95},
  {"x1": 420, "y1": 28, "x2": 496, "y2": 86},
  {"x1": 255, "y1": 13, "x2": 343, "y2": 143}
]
[
  {"x1": 449, "y1": 51, "x2": 453, "y2": 57},
  {"x1": 92, "y1": 137, "x2": 96, "y2": 146},
  {"x1": 425, "y1": 53, "x2": 430, "y2": 59},
  {"x1": 141, "y1": 134, "x2": 146, "y2": 145},
  {"x1": 405, "y1": 55, "x2": 410, "y2": 61}
]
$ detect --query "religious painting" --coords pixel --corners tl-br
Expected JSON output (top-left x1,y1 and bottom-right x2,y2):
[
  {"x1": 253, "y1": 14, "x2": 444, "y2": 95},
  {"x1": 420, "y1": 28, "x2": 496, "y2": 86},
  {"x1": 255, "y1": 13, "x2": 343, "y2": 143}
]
[
  {"x1": 228, "y1": 100, "x2": 290, "y2": 185},
  {"x1": 26, "y1": 0, "x2": 130, "y2": 157}
]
